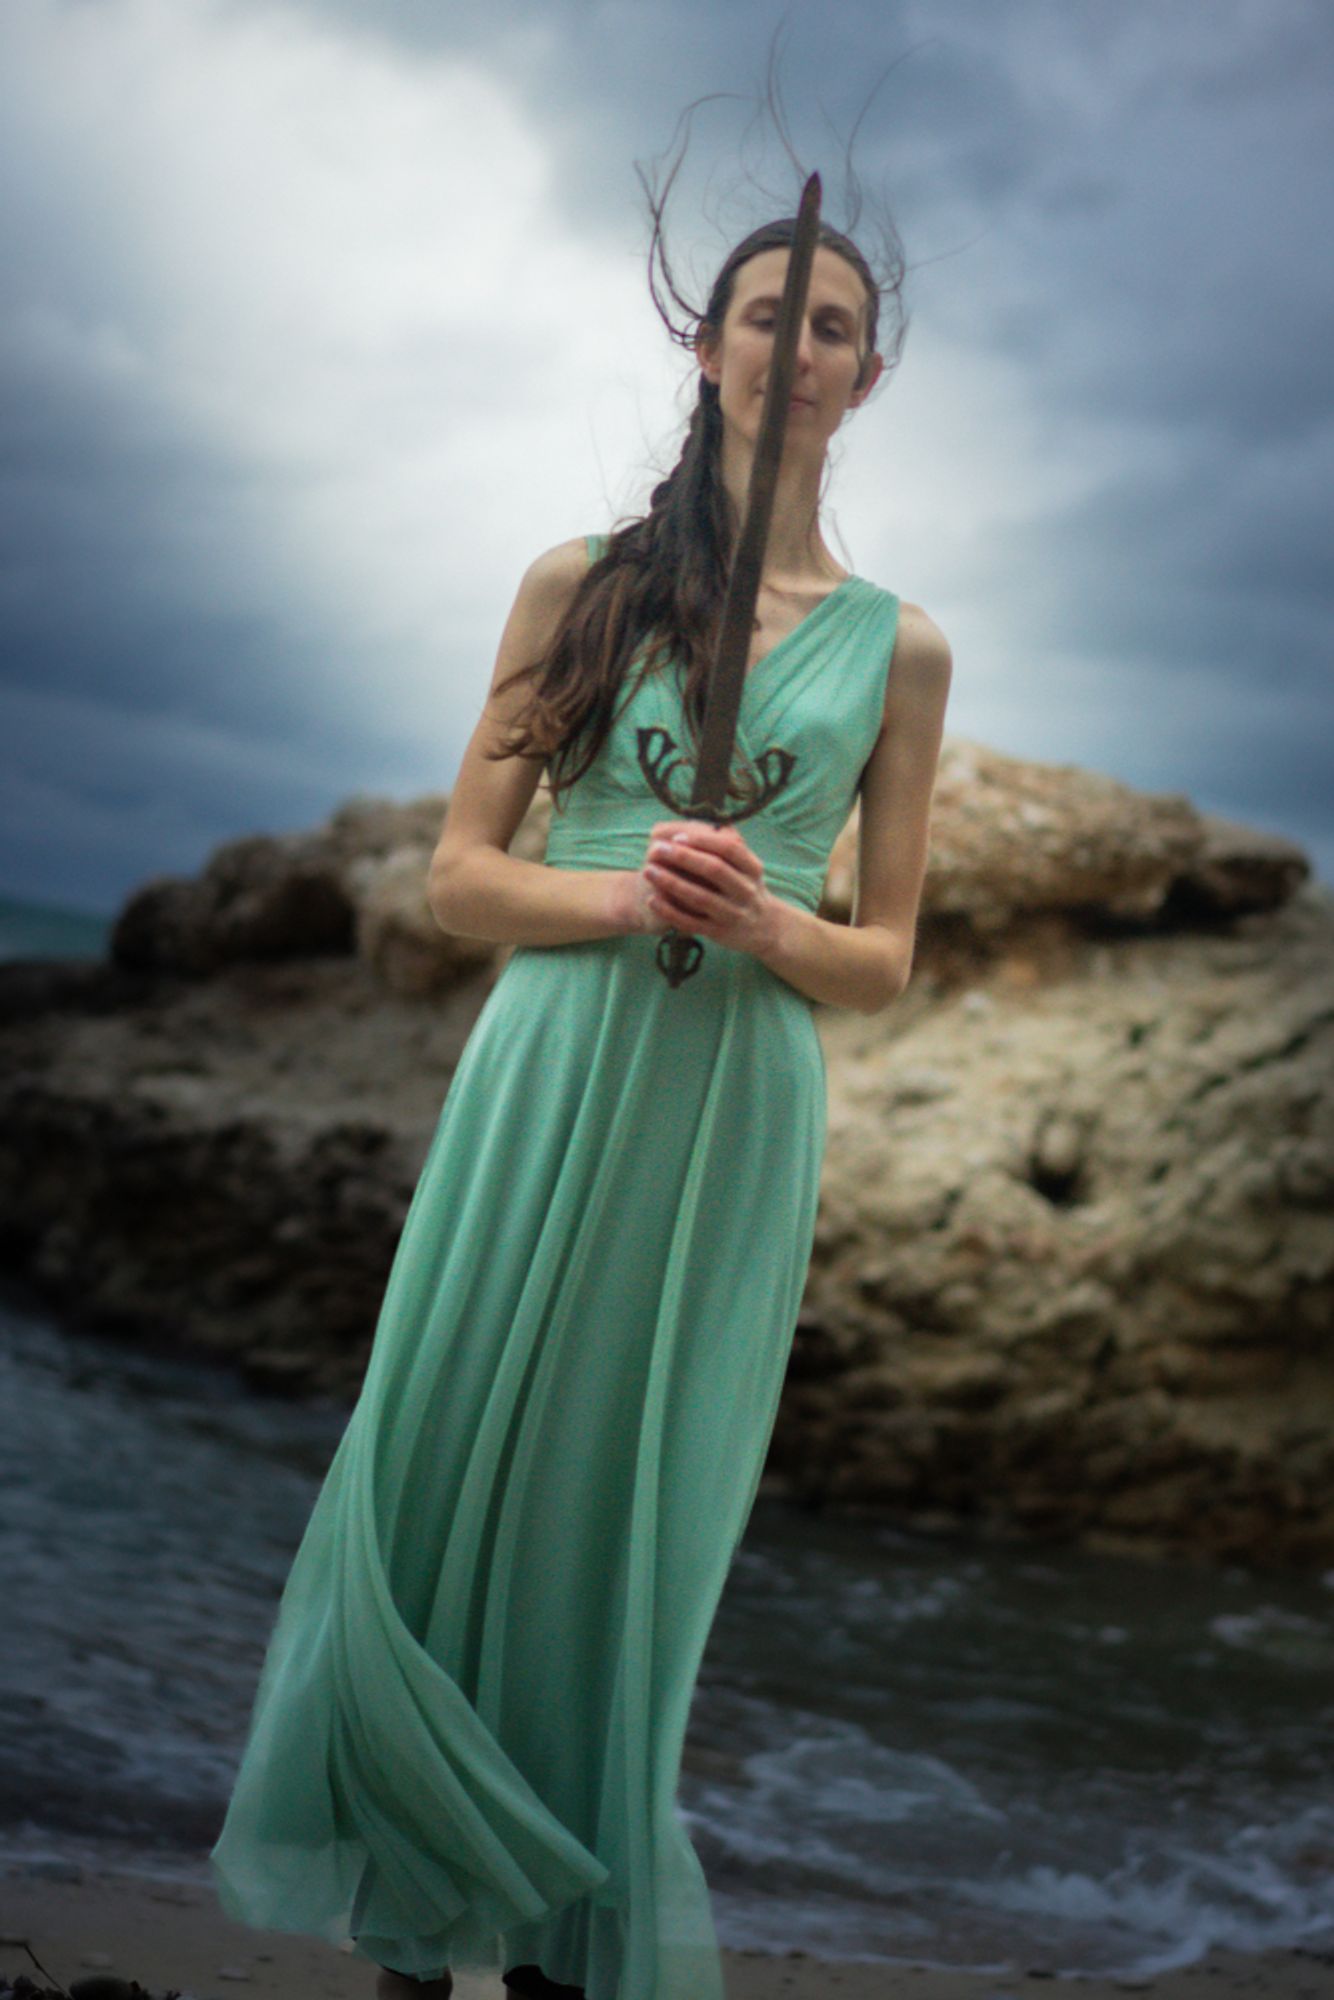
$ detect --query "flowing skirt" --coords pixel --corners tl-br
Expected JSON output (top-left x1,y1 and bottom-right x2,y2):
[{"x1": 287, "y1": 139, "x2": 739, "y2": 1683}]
[{"x1": 209, "y1": 927, "x2": 825, "y2": 1999}]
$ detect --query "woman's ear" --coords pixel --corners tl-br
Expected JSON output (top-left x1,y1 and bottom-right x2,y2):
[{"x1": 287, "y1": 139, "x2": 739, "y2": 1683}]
[
  {"x1": 850, "y1": 349, "x2": 885, "y2": 405},
  {"x1": 694, "y1": 326, "x2": 721, "y2": 387}
]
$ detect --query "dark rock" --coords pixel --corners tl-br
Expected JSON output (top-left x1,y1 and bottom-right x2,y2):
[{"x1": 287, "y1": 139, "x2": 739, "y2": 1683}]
[{"x1": 2, "y1": 757, "x2": 1331, "y2": 1568}]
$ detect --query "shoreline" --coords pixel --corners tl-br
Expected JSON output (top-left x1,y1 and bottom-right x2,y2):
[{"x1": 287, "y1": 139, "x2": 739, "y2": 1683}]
[{"x1": 3, "y1": 1862, "x2": 1331, "y2": 2000}]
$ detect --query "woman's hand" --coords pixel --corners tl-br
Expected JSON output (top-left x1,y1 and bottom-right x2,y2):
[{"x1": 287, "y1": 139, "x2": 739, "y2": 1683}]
[{"x1": 638, "y1": 819, "x2": 783, "y2": 957}]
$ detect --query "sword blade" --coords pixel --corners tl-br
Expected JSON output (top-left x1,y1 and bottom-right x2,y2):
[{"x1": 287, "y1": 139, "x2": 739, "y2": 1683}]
[{"x1": 690, "y1": 170, "x2": 823, "y2": 814}]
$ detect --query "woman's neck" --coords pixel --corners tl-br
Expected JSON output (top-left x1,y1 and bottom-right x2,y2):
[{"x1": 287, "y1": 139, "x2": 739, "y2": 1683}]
[{"x1": 718, "y1": 431, "x2": 843, "y2": 587}]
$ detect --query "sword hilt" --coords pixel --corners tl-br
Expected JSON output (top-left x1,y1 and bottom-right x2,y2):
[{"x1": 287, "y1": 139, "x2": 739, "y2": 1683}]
[{"x1": 654, "y1": 796, "x2": 728, "y2": 988}]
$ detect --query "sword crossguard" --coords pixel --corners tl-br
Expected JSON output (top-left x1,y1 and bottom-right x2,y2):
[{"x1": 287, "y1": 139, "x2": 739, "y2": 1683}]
[{"x1": 635, "y1": 726, "x2": 797, "y2": 826}]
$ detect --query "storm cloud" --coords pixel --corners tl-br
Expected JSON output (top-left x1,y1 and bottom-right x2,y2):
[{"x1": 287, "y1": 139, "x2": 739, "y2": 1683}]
[{"x1": 2, "y1": 0, "x2": 1331, "y2": 910}]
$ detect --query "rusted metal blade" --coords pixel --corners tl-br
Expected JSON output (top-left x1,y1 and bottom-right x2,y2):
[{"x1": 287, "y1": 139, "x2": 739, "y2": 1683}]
[
  {"x1": 691, "y1": 168, "x2": 823, "y2": 814},
  {"x1": 656, "y1": 170, "x2": 823, "y2": 989}
]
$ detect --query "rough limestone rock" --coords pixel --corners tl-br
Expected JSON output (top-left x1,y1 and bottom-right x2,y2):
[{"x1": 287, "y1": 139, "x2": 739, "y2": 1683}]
[
  {"x1": 817, "y1": 739, "x2": 1309, "y2": 929},
  {"x1": 771, "y1": 884, "x2": 1334, "y2": 1570},
  {"x1": 0, "y1": 957, "x2": 487, "y2": 1389},
  {"x1": 105, "y1": 747, "x2": 1307, "y2": 986},
  {"x1": 3, "y1": 740, "x2": 1330, "y2": 1572},
  {"x1": 110, "y1": 794, "x2": 454, "y2": 977},
  {"x1": 111, "y1": 832, "x2": 357, "y2": 975},
  {"x1": 354, "y1": 848, "x2": 496, "y2": 997},
  {"x1": 108, "y1": 790, "x2": 564, "y2": 997}
]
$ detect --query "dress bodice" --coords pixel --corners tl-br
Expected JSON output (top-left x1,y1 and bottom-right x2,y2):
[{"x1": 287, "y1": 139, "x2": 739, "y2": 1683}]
[{"x1": 543, "y1": 535, "x2": 902, "y2": 913}]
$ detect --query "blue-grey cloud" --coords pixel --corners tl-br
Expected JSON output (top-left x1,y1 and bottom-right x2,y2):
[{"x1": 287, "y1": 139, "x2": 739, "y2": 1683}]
[{"x1": 1, "y1": 0, "x2": 1331, "y2": 919}]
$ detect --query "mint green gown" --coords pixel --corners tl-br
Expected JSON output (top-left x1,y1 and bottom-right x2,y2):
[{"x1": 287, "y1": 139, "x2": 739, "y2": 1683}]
[{"x1": 209, "y1": 540, "x2": 901, "y2": 1999}]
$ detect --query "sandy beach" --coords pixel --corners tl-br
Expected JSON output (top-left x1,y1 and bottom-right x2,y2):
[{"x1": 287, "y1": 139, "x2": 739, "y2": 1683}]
[{"x1": 3, "y1": 1863, "x2": 1330, "y2": 2000}]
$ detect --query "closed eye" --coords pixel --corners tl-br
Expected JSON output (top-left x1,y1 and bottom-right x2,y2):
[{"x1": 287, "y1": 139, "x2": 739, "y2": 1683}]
[
  {"x1": 748, "y1": 313, "x2": 851, "y2": 339},
  {"x1": 748, "y1": 300, "x2": 860, "y2": 340}
]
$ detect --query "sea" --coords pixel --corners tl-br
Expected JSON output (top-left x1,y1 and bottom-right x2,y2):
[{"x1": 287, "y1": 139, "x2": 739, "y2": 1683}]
[
  {"x1": 2, "y1": 898, "x2": 1333, "y2": 1980},
  {"x1": 0, "y1": 893, "x2": 110, "y2": 964}
]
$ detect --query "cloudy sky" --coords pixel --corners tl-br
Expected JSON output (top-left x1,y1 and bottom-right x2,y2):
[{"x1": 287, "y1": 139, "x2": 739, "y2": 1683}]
[{"x1": 3, "y1": 0, "x2": 1331, "y2": 914}]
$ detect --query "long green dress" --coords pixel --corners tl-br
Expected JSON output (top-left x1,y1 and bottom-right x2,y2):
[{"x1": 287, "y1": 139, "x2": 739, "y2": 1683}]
[{"x1": 209, "y1": 538, "x2": 901, "y2": 1998}]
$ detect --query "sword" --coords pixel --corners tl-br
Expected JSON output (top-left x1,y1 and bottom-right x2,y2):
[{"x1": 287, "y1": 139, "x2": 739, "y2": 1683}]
[{"x1": 655, "y1": 169, "x2": 823, "y2": 989}]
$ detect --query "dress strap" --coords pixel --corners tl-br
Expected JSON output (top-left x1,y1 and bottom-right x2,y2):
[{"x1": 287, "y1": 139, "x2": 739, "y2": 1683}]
[
  {"x1": 851, "y1": 584, "x2": 902, "y2": 793},
  {"x1": 874, "y1": 588, "x2": 902, "y2": 708}
]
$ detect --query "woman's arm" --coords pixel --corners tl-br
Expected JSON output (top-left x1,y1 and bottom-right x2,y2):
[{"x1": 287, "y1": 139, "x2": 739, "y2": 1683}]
[
  {"x1": 427, "y1": 539, "x2": 652, "y2": 946},
  {"x1": 642, "y1": 602, "x2": 953, "y2": 1012}
]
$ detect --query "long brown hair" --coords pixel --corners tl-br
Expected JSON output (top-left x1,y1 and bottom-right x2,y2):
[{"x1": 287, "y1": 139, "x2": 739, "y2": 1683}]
[{"x1": 489, "y1": 191, "x2": 908, "y2": 806}]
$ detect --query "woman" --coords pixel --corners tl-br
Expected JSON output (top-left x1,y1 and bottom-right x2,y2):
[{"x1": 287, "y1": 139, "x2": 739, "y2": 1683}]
[{"x1": 209, "y1": 204, "x2": 952, "y2": 2000}]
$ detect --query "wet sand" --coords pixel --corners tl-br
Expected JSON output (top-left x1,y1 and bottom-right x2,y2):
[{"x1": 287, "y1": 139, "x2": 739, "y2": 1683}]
[{"x1": 3, "y1": 1862, "x2": 1331, "y2": 2000}]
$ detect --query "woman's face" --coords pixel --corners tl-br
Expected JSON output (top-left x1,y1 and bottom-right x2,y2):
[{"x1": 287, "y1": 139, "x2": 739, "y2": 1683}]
[{"x1": 696, "y1": 244, "x2": 883, "y2": 454}]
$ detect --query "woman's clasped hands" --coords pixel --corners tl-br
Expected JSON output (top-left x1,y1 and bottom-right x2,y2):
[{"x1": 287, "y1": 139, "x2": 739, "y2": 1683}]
[{"x1": 632, "y1": 818, "x2": 781, "y2": 958}]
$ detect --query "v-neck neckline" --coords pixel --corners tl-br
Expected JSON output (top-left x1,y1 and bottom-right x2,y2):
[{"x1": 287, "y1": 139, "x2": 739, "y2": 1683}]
[{"x1": 745, "y1": 573, "x2": 861, "y2": 684}]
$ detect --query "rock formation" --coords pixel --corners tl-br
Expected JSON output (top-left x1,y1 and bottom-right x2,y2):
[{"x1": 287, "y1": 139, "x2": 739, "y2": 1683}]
[{"x1": 2, "y1": 739, "x2": 1329, "y2": 1570}]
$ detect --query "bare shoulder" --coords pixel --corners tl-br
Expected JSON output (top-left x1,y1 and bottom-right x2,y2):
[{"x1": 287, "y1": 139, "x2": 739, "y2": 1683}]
[
  {"x1": 489, "y1": 535, "x2": 596, "y2": 685},
  {"x1": 891, "y1": 599, "x2": 953, "y2": 681},
  {"x1": 881, "y1": 599, "x2": 952, "y2": 717},
  {"x1": 516, "y1": 534, "x2": 595, "y2": 616}
]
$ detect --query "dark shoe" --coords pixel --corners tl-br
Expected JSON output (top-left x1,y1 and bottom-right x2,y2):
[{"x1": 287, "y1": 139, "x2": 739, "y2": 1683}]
[
  {"x1": 502, "y1": 1966, "x2": 586, "y2": 1998},
  {"x1": 373, "y1": 1967, "x2": 452, "y2": 1996}
]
